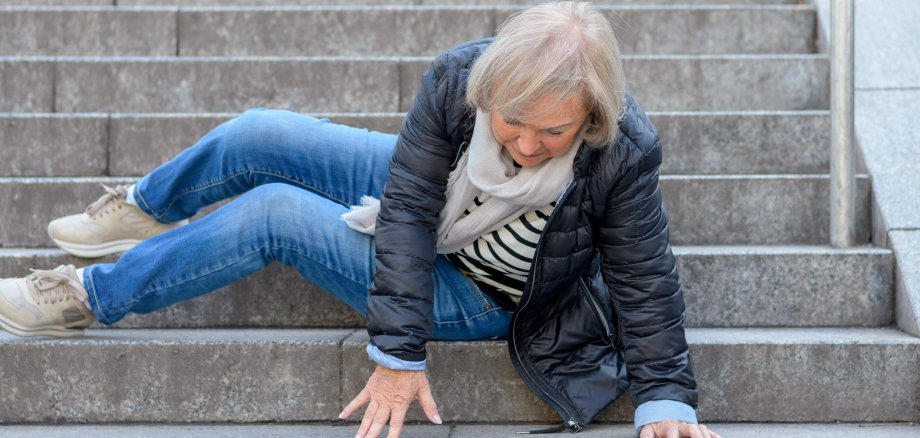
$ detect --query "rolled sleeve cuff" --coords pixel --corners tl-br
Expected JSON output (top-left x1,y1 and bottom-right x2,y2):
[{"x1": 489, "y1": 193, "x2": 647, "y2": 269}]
[
  {"x1": 366, "y1": 344, "x2": 426, "y2": 371},
  {"x1": 634, "y1": 400, "x2": 698, "y2": 431}
]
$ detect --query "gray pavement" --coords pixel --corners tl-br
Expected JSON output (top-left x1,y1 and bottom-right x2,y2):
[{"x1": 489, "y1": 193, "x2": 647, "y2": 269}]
[
  {"x1": 0, "y1": 423, "x2": 917, "y2": 437},
  {"x1": 816, "y1": 0, "x2": 920, "y2": 336}
]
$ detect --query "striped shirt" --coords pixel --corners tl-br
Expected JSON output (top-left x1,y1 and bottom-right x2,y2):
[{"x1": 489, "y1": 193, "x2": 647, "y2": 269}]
[{"x1": 447, "y1": 193, "x2": 555, "y2": 302}]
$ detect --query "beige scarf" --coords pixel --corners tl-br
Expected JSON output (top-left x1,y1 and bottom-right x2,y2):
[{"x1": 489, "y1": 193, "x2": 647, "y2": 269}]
[{"x1": 341, "y1": 109, "x2": 582, "y2": 254}]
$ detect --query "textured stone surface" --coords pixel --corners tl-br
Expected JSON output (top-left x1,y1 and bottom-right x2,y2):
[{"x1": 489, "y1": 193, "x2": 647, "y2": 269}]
[
  {"x1": 653, "y1": 110, "x2": 862, "y2": 174},
  {"x1": 855, "y1": 90, "x2": 920, "y2": 231},
  {"x1": 341, "y1": 331, "x2": 634, "y2": 423},
  {"x1": 891, "y1": 231, "x2": 920, "y2": 336},
  {"x1": 0, "y1": 177, "x2": 136, "y2": 247},
  {"x1": 496, "y1": 6, "x2": 815, "y2": 55},
  {"x1": 2, "y1": 111, "x2": 843, "y2": 176},
  {"x1": 175, "y1": 6, "x2": 813, "y2": 56},
  {"x1": 451, "y1": 423, "x2": 920, "y2": 438},
  {"x1": 0, "y1": 423, "x2": 914, "y2": 437},
  {"x1": 0, "y1": 59, "x2": 53, "y2": 112},
  {"x1": 0, "y1": 9, "x2": 175, "y2": 56},
  {"x1": 344, "y1": 329, "x2": 920, "y2": 423},
  {"x1": 661, "y1": 175, "x2": 871, "y2": 245},
  {"x1": 0, "y1": 329, "x2": 352, "y2": 422},
  {"x1": 401, "y1": 55, "x2": 830, "y2": 112},
  {"x1": 55, "y1": 59, "x2": 400, "y2": 113},
  {"x1": 108, "y1": 113, "x2": 404, "y2": 176},
  {"x1": 849, "y1": 0, "x2": 920, "y2": 89},
  {"x1": 109, "y1": 111, "x2": 841, "y2": 176},
  {"x1": 0, "y1": 0, "x2": 111, "y2": 4},
  {"x1": 0, "y1": 114, "x2": 107, "y2": 176},
  {"x1": 1, "y1": 423, "x2": 916, "y2": 438},
  {"x1": 0, "y1": 175, "x2": 872, "y2": 247},
  {"x1": 0, "y1": 249, "x2": 364, "y2": 329},
  {"x1": 118, "y1": 0, "x2": 800, "y2": 4},
  {"x1": 0, "y1": 246, "x2": 891, "y2": 328},
  {"x1": 179, "y1": 8, "x2": 494, "y2": 57},
  {"x1": 0, "y1": 424, "x2": 450, "y2": 438},
  {"x1": 678, "y1": 328, "x2": 920, "y2": 422},
  {"x1": 676, "y1": 246, "x2": 892, "y2": 327}
]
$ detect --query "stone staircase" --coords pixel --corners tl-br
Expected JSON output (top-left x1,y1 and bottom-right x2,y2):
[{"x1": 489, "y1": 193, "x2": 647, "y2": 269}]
[{"x1": 1, "y1": 0, "x2": 918, "y2": 435}]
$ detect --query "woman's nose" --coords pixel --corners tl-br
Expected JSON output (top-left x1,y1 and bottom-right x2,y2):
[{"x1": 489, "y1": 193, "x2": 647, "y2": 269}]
[{"x1": 517, "y1": 130, "x2": 540, "y2": 155}]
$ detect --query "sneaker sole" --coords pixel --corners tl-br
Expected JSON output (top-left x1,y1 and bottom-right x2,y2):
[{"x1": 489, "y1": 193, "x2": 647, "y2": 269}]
[
  {"x1": 51, "y1": 238, "x2": 141, "y2": 258},
  {"x1": 0, "y1": 315, "x2": 86, "y2": 338}
]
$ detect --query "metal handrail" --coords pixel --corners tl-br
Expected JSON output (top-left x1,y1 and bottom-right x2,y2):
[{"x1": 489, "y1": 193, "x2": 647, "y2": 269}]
[{"x1": 830, "y1": 0, "x2": 856, "y2": 247}]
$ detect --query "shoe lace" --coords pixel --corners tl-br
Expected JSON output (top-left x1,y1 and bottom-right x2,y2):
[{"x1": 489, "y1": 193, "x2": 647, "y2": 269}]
[
  {"x1": 26, "y1": 267, "x2": 89, "y2": 305},
  {"x1": 85, "y1": 184, "x2": 128, "y2": 218}
]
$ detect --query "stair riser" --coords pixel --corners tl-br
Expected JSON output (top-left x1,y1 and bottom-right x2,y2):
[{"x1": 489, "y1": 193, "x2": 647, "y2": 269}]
[
  {"x1": 0, "y1": 176, "x2": 871, "y2": 246},
  {"x1": 0, "y1": 57, "x2": 830, "y2": 113},
  {"x1": 0, "y1": 330, "x2": 351, "y2": 423},
  {"x1": 0, "y1": 7, "x2": 810, "y2": 57},
  {"x1": 0, "y1": 112, "x2": 844, "y2": 177},
  {"x1": 0, "y1": 329, "x2": 914, "y2": 423},
  {"x1": 0, "y1": 248, "x2": 892, "y2": 328}
]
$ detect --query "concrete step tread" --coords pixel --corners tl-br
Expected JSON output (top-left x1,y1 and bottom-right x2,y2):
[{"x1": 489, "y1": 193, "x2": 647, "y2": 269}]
[
  {"x1": 0, "y1": 175, "x2": 873, "y2": 246},
  {"x1": 0, "y1": 423, "x2": 916, "y2": 438},
  {"x1": 0, "y1": 4, "x2": 819, "y2": 10},
  {"x1": 1, "y1": 244, "x2": 892, "y2": 329},
  {"x1": 0, "y1": 110, "x2": 834, "y2": 116},
  {"x1": 0, "y1": 327, "x2": 915, "y2": 422},
  {"x1": 0, "y1": 54, "x2": 831, "y2": 61},
  {"x1": 0, "y1": 174, "x2": 871, "y2": 182},
  {"x1": 2, "y1": 56, "x2": 830, "y2": 113},
  {"x1": 1, "y1": 327, "x2": 914, "y2": 345},
  {"x1": 1, "y1": 110, "x2": 850, "y2": 176},
  {"x1": 0, "y1": 245, "x2": 894, "y2": 257}
]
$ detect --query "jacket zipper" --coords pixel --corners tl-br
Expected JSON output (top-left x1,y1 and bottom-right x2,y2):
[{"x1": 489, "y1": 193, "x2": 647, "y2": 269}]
[
  {"x1": 510, "y1": 179, "x2": 584, "y2": 433},
  {"x1": 577, "y1": 277, "x2": 615, "y2": 345}
]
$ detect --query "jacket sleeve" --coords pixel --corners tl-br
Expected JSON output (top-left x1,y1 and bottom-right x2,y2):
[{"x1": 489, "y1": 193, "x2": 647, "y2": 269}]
[
  {"x1": 366, "y1": 52, "x2": 458, "y2": 364},
  {"x1": 598, "y1": 107, "x2": 698, "y2": 408}
]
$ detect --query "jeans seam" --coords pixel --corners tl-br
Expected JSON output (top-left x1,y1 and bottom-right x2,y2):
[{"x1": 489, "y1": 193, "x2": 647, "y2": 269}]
[{"x1": 433, "y1": 306, "x2": 507, "y2": 326}]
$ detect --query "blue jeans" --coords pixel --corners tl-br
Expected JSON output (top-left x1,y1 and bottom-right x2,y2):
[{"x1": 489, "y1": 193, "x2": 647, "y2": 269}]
[{"x1": 82, "y1": 108, "x2": 511, "y2": 340}]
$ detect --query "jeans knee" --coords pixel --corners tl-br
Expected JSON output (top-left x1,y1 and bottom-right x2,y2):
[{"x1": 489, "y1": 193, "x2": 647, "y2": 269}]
[
  {"x1": 237, "y1": 183, "x2": 308, "y2": 240},
  {"x1": 215, "y1": 109, "x2": 314, "y2": 160}
]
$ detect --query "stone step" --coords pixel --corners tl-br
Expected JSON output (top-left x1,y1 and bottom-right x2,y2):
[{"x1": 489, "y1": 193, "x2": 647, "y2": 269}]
[
  {"x1": 0, "y1": 6, "x2": 816, "y2": 57},
  {"x1": 0, "y1": 174, "x2": 871, "y2": 247},
  {"x1": 0, "y1": 55, "x2": 829, "y2": 113},
  {"x1": 0, "y1": 111, "x2": 856, "y2": 177},
  {"x1": 0, "y1": 245, "x2": 893, "y2": 328},
  {"x1": 0, "y1": 0, "x2": 804, "y2": 6},
  {"x1": 0, "y1": 327, "x2": 915, "y2": 423},
  {"x1": 1, "y1": 423, "x2": 917, "y2": 438}
]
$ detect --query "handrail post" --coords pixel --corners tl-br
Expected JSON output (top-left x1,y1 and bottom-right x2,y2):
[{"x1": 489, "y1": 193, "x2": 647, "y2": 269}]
[{"x1": 830, "y1": 0, "x2": 856, "y2": 247}]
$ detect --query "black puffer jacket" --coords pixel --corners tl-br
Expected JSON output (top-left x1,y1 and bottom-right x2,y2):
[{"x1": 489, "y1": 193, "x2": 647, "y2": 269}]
[{"x1": 368, "y1": 38, "x2": 697, "y2": 430}]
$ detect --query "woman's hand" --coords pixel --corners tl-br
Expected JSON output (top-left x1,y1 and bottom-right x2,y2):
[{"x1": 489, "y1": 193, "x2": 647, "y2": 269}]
[
  {"x1": 339, "y1": 365, "x2": 442, "y2": 438},
  {"x1": 639, "y1": 420, "x2": 721, "y2": 438}
]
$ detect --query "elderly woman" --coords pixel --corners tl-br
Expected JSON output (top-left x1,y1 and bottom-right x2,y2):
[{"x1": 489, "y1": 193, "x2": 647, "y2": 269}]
[{"x1": 0, "y1": 2, "x2": 717, "y2": 437}]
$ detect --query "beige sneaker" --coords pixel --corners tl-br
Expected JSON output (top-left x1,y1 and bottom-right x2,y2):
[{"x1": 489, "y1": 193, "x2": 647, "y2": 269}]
[
  {"x1": 0, "y1": 264, "x2": 95, "y2": 337},
  {"x1": 48, "y1": 184, "x2": 187, "y2": 258}
]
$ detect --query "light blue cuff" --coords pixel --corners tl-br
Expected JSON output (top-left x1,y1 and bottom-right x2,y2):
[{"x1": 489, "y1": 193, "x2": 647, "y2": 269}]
[
  {"x1": 634, "y1": 400, "x2": 698, "y2": 431},
  {"x1": 366, "y1": 344, "x2": 426, "y2": 371}
]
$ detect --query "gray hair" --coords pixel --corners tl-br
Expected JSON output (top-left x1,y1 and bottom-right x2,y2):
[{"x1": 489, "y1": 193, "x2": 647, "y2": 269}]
[{"x1": 465, "y1": 1, "x2": 626, "y2": 148}]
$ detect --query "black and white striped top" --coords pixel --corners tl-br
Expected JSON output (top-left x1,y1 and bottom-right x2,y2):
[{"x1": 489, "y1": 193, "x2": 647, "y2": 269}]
[{"x1": 447, "y1": 193, "x2": 555, "y2": 302}]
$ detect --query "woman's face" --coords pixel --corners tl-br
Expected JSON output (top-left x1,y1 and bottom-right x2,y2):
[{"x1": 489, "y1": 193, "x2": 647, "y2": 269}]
[{"x1": 490, "y1": 93, "x2": 589, "y2": 167}]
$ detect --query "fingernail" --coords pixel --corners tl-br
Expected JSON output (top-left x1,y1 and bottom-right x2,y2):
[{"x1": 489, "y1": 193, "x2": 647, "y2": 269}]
[
  {"x1": 433, "y1": 414, "x2": 443, "y2": 424},
  {"x1": 338, "y1": 412, "x2": 345, "y2": 419}
]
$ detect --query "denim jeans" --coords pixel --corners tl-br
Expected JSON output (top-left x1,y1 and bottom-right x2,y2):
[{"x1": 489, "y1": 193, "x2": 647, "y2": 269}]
[{"x1": 82, "y1": 108, "x2": 511, "y2": 341}]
